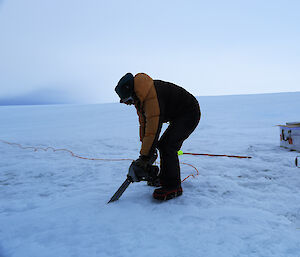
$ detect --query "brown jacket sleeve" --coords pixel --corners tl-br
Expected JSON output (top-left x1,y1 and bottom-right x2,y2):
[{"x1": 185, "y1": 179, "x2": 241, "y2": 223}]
[
  {"x1": 134, "y1": 73, "x2": 160, "y2": 156},
  {"x1": 137, "y1": 109, "x2": 145, "y2": 142}
]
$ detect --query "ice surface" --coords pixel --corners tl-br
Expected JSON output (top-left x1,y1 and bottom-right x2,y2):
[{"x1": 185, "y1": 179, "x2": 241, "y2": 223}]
[{"x1": 1, "y1": 92, "x2": 300, "y2": 257}]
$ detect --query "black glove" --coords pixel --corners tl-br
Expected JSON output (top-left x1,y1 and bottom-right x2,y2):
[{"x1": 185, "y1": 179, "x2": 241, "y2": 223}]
[
  {"x1": 127, "y1": 156, "x2": 149, "y2": 182},
  {"x1": 127, "y1": 151, "x2": 158, "y2": 182},
  {"x1": 127, "y1": 162, "x2": 145, "y2": 182},
  {"x1": 148, "y1": 150, "x2": 158, "y2": 165},
  {"x1": 135, "y1": 149, "x2": 158, "y2": 166},
  {"x1": 134, "y1": 155, "x2": 150, "y2": 169}
]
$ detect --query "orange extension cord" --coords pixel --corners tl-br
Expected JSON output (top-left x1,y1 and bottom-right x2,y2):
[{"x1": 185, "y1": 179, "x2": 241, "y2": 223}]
[{"x1": 0, "y1": 139, "x2": 199, "y2": 182}]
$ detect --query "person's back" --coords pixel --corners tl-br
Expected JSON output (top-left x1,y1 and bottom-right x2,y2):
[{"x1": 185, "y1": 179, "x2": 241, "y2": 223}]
[{"x1": 154, "y1": 80, "x2": 199, "y2": 122}]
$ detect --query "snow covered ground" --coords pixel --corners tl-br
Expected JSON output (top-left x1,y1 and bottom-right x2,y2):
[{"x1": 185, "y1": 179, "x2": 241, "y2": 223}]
[{"x1": 1, "y1": 92, "x2": 300, "y2": 257}]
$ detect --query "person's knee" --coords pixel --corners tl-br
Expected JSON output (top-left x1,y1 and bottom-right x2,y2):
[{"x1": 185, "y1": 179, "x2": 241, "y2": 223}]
[{"x1": 158, "y1": 140, "x2": 178, "y2": 154}]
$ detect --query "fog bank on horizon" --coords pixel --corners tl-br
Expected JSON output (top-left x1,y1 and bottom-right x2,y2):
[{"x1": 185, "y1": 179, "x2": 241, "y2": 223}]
[{"x1": 0, "y1": 0, "x2": 299, "y2": 105}]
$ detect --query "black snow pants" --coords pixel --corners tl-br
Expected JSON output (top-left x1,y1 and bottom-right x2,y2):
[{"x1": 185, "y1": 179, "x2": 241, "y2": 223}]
[{"x1": 157, "y1": 105, "x2": 201, "y2": 187}]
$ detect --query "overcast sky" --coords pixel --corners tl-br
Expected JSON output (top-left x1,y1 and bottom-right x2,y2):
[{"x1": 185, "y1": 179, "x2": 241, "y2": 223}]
[{"x1": 0, "y1": 0, "x2": 299, "y2": 104}]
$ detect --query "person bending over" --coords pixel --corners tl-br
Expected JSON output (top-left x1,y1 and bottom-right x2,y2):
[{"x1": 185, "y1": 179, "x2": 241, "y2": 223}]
[{"x1": 115, "y1": 73, "x2": 200, "y2": 200}]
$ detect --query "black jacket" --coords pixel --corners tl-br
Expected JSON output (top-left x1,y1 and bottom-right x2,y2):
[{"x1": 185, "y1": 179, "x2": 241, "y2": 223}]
[{"x1": 154, "y1": 80, "x2": 199, "y2": 122}]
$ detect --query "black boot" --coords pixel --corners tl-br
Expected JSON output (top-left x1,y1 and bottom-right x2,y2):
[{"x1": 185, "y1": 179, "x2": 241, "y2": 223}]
[{"x1": 153, "y1": 185, "x2": 183, "y2": 200}]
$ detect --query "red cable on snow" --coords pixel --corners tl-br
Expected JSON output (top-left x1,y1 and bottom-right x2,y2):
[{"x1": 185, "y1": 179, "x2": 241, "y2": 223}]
[
  {"x1": 0, "y1": 139, "x2": 199, "y2": 182},
  {"x1": 180, "y1": 151, "x2": 252, "y2": 159}
]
